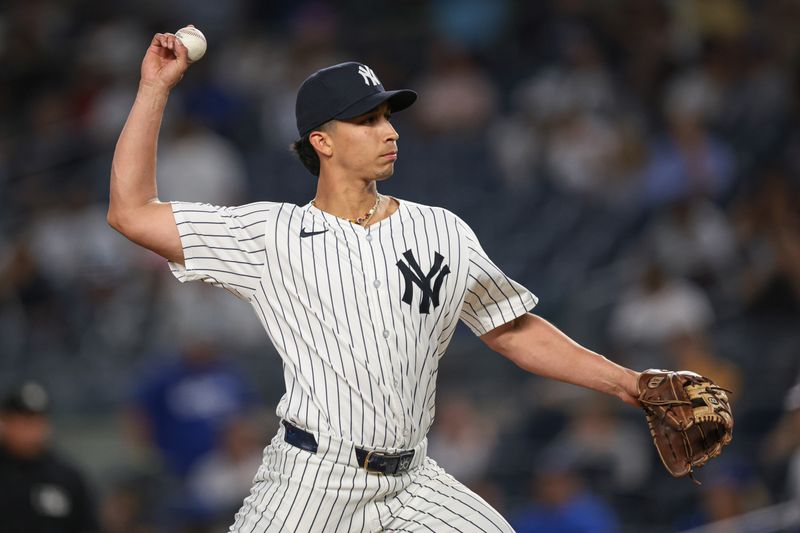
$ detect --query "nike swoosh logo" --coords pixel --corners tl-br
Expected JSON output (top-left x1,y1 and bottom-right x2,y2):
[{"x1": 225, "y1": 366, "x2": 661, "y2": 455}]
[{"x1": 300, "y1": 228, "x2": 329, "y2": 238}]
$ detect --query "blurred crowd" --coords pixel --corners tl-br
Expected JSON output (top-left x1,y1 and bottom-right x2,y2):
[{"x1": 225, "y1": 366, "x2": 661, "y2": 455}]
[{"x1": 1, "y1": 0, "x2": 800, "y2": 531}]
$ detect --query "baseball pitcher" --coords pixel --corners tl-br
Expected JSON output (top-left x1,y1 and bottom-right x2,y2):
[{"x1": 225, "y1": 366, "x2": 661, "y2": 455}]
[{"x1": 108, "y1": 31, "x2": 732, "y2": 532}]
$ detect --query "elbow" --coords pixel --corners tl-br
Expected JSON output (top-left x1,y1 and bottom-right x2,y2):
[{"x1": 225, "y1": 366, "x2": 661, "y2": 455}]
[
  {"x1": 107, "y1": 206, "x2": 135, "y2": 235},
  {"x1": 483, "y1": 315, "x2": 539, "y2": 371},
  {"x1": 107, "y1": 207, "x2": 124, "y2": 233},
  {"x1": 106, "y1": 208, "x2": 118, "y2": 229},
  {"x1": 484, "y1": 334, "x2": 510, "y2": 356},
  {"x1": 484, "y1": 329, "x2": 525, "y2": 368},
  {"x1": 482, "y1": 314, "x2": 526, "y2": 355}
]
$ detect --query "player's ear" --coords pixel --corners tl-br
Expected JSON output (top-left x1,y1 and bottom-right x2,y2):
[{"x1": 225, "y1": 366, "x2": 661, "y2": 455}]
[{"x1": 309, "y1": 131, "x2": 333, "y2": 157}]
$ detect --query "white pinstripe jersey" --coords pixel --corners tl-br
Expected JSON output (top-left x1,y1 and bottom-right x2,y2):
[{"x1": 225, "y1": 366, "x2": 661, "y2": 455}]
[{"x1": 169, "y1": 198, "x2": 537, "y2": 451}]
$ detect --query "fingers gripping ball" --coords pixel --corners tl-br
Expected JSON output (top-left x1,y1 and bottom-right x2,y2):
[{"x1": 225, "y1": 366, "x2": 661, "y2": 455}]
[
  {"x1": 175, "y1": 26, "x2": 207, "y2": 63},
  {"x1": 637, "y1": 369, "x2": 733, "y2": 483}
]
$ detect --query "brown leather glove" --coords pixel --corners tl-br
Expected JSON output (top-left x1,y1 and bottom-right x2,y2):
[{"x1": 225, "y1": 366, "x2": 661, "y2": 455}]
[{"x1": 638, "y1": 369, "x2": 733, "y2": 482}]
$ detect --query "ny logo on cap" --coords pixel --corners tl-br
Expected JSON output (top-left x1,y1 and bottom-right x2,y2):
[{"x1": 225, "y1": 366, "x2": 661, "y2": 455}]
[{"x1": 357, "y1": 65, "x2": 380, "y2": 87}]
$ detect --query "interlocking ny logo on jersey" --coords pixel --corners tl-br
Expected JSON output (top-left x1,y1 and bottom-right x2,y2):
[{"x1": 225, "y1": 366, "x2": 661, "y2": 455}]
[
  {"x1": 358, "y1": 65, "x2": 380, "y2": 86},
  {"x1": 396, "y1": 250, "x2": 450, "y2": 314}
]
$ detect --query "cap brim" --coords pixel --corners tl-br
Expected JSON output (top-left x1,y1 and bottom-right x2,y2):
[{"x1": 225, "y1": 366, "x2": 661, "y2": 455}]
[{"x1": 334, "y1": 89, "x2": 417, "y2": 121}]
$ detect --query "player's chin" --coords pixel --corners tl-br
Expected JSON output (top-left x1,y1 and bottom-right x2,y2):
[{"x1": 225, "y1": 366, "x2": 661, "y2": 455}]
[{"x1": 374, "y1": 164, "x2": 395, "y2": 181}]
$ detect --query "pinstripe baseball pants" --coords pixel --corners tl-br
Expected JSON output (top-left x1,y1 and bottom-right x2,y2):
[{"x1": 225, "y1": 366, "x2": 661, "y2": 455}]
[{"x1": 229, "y1": 424, "x2": 514, "y2": 532}]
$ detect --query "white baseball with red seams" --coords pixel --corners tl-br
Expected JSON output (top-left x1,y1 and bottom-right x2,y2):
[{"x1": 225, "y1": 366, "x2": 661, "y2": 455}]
[{"x1": 175, "y1": 26, "x2": 206, "y2": 62}]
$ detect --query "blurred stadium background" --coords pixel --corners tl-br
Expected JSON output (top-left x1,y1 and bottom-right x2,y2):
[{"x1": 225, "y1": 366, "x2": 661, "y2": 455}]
[{"x1": 1, "y1": 0, "x2": 800, "y2": 531}]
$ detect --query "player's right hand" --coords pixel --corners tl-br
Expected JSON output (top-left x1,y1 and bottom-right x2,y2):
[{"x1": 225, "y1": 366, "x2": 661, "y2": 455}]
[{"x1": 140, "y1": 33, "x2": 190, "y2": 92}]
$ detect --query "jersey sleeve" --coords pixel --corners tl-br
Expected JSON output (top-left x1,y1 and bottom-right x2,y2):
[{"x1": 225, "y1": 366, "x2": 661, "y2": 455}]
[
  {"x1": 168, "y1": 201, "x2": 273, "y2": 301},
  {"x1": 456, "y1": 217, "x2": 538, "y2": 336}
]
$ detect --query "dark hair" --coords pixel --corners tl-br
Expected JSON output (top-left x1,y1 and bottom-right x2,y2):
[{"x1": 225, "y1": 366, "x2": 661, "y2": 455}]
[
  {"x1": 290, "y1": 134, "x2": 320, "y2": 176},
  {"x1": 290, "y1": 122, "x2": 333, "y2": 177}
]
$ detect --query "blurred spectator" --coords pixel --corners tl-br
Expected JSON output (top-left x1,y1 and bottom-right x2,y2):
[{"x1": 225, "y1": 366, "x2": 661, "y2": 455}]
[
  {"x1": 671, "y1": 0, "x2": 750, "y2": 46},
  {"x1": 78, "y1": 19, "x2": 149, "y2": 80},
  {"x1": 661, "y1": 63, "x2": 724, "y2": 128},
  {"x1": 610, "y1": 262, "x2": 713, "y2": 358},
  {"x1": 126, "y1": 343, "x2": 258, "y2": 479},
  {"x1": 160, "y1": 0, "x2": 246, "y2": 43},
  {"x1": 28, "y1": 194, "x2": 140, "y2": 291},
  {"x1": 674, "y1": 459, "x2": 770, "y2": 531},
  {"x1": 512, "y1": 26, "x2": 617, "y2": 124},
  {"x1": 718, "y1": 38, "x2": 792, "y2": 164},
  {"x1": 469, "y1": 476, "x2": 510, "y2": 518},
  {"x1": 607, "y1": 0, "x2": 673, "y2": 112},
  {"x1": 85, "y1": 80, "x2": 140, "y2": 145},
  {"x1": 429, "y1": 0, "x2": 511, "y2": 50},
  {"x1": 783, "y1": 388, "x2": 800, "y2": 502},
  {"x1": 0, "y1": 240, "x2": 63, "y2": 362},
  {"x1": 0, "y1": 381, "x2": 99, "y2": 533},
  {"x1": 648, "y1": 197, "x2": 738, "y2": 288},
  {"x1": 186, "y1": 417, "x2": 266, "y2": 526},
  {"x1": 641, "y1": 81, "x2": 735, "y2": 206},
  {"x1": 544, "y1": 113, "x2": 645, "y2": 204},
  {"x1": 487, "y1": 114, "x2": 543, "y2": 190},
  {"x1": 540, "y1": 397, "x2": 651, "y2": 494},
  {"x1": 787, "y1": 126, "x2": 800, "y2": 182},
  {"x1": 511, "y1": 461, "x2": 619, "y2": 533},
  {"x1": 10, "y1": 89, "x2": 92, "y2": 213},
  {"x1": 155, "y1": 118, "x2": 247, "y2": 206},
  {"x1": 732, "y1": 168, "x2": 800, "y2": 317},
  {"x1": 99, "y1": 474, "x2": 154, "y2": 533},
  {"x1": 412, "y1": 44, "x2": 498, "y2": 135},
  {"x1": 498, "y1": 25, "x2": 632, "y2": 196},
  {"x1": 763, "y1": 381, "x2": 800, "y2": 501},
  {"x1": 427, "y1": 393, "x2": 498, "y2": 485},
  {"x1": 546, "y1": 113, "x2": 619, "y2": 193},
  {"x1": 153, "y1": 276, "x2": 266, "y2": 353},
  {"x1": 23, "y1": 193, "x2": 151, "y2": 362},
  {"x1": 666, "y1": 334, "x2": 742, "y2": 397}
]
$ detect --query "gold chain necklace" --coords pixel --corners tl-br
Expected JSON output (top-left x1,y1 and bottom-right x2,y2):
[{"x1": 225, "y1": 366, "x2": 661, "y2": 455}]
[{"x1": 311, "y1": 194, "x2": 382, "y2": 226}]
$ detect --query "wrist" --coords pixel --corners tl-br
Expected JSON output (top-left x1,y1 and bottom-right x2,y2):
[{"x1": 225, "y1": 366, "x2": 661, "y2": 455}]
[
  {"x1": 607, "y1": 367, "x2": 641, "y2": 408},
  {"x1": 604, "y1": 366, "x2": 637, "y2": 396},
  {"x1": 138, "y1": 80, "x2": 171, "y2": 99},
  {"x1": 620, "y1": 367, "x2": 641, "y2": 397}
]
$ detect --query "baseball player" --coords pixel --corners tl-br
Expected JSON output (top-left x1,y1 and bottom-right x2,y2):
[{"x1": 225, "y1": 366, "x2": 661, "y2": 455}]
[{"x1": 109, "y1": 32, "x2": 642, "y2": 532}]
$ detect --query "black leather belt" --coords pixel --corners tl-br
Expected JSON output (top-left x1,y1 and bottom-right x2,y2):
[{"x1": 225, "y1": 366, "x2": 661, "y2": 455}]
[{"x1": 282, "y1": 420, "x2": 415, "y2": 475}]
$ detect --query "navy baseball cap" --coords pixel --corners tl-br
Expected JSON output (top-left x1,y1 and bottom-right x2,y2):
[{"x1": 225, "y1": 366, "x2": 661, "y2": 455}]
[
  {"x1": 295, "y1": 62, "x2": 417, "y2": 137},
  {"x1": 1, "y1": 381, "x2": 49, "y2": 415}
]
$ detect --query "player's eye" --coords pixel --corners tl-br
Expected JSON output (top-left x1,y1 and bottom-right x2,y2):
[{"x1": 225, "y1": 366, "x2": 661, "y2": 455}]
[{"x1": 360, "y1": 110, "x2": 390, "y2": 125}]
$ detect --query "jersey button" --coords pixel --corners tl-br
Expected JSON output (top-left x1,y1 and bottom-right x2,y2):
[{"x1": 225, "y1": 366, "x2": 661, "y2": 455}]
[
  {"x1": 366, "y1": 234, "x2": 373, "y2": 242},
  {"x1": 382, "y1": 329, "x2": 390, "y2": 338},
  {"x1": 373, "y1": 279, "x2": 381, "y2": 288}
]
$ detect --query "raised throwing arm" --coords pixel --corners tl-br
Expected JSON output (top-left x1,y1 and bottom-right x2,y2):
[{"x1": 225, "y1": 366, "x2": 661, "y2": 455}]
[{"x1": 107, "y1": 32, "x2": 191, "y2": 264}]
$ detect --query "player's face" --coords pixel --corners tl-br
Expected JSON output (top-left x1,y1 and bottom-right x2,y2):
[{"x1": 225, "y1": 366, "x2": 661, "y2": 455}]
[
  {"x1": 329, "y1": 102, "x2": 399, "y2": 181},
  {"x1": 0, "y1": 413, "x2": 50, "y2": 458}
]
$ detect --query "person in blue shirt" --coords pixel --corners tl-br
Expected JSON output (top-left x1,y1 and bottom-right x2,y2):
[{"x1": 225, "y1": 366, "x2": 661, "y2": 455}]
[
  {"x1": 512, "y1": 461, "x2": 619, "y2": 533},
  {"x1": 128, "y1": 341, "x2": 258, "y2": 478}
]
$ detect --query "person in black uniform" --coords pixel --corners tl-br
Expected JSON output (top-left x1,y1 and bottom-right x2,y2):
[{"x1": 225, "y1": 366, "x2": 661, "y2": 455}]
[{"x1": 0, "y1": 381, "x2": 98, "y2": 533}]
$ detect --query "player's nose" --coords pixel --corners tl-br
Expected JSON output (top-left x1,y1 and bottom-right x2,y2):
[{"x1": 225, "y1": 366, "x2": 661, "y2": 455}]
[{"x1": 383, "y1": 119, "x2": 399, "y2": 142}]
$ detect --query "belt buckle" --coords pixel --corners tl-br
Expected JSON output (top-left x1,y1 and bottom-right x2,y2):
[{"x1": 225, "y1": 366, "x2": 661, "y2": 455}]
[
  {"x1": 362, "y1": 450, "x2": 381, "y2": 473},
  {"x1": 362, "y1": 449, "x2": 415, "y2": 475}
]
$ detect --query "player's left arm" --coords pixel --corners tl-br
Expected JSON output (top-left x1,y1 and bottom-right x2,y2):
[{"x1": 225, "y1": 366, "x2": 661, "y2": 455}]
[{"x1": 480, "y1": 313, "x2": 641, "y2": 407}]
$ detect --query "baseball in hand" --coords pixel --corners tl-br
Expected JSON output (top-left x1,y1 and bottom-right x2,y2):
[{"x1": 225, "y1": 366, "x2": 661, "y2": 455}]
[{"x1": 175, "y1": 26, "x2": 207, "y2": 62}]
